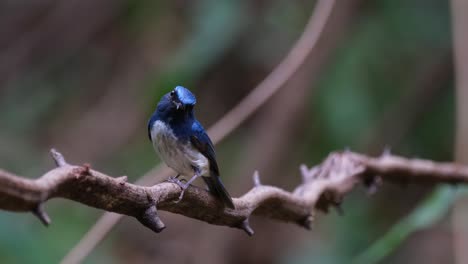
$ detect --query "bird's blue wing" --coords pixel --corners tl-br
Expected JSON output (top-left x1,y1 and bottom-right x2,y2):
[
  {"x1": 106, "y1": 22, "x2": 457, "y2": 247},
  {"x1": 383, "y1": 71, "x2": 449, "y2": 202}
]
[
  {"x1": 147, "y1": 117, "x2": 155, "y2": 141},
  {"x1": 190, "y1": 121, "x2": 234, "y2": 208},
  {"x1": 148, "y1": 122, "x2": 152, "y2": 141},
  {"x1": 190, "y1": 121, "x2": 219, "y2": 175}
]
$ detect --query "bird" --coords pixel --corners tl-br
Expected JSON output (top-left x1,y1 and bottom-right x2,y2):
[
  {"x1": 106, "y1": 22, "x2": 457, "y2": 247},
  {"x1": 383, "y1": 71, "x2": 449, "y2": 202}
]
[{"x1": 148, "y1": 86, "x2": 235, "y2": 209}]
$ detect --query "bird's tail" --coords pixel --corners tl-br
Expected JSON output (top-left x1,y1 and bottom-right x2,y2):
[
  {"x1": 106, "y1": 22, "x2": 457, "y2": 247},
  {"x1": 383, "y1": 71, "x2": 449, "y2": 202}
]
[{"x1": 202, "y1": 175, "x2": 235, "y2": 209}]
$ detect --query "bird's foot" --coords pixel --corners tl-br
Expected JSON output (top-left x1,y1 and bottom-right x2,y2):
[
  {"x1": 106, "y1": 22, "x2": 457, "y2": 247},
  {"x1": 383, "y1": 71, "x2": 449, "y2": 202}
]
[
  {"x1": 167, "y1": 176, "x2": 190, "y2": 203},
  {"x1": 168, "y1": 173, "x2": 201, "y2": 203},
  {"x1": 176, "y1": 186, "x2": 188, "y2": 203},
  {"x1": 167, "y1": 177, "x2": 186, "y2": 186},
  {"x1": 167, "y1": 174, "x2": 186, "y2": 184}
]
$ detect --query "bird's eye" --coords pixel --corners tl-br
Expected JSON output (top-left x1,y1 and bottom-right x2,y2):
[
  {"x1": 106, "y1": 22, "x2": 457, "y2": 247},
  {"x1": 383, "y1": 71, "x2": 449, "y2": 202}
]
[{"x1": 170, "y1": 91, "x2": 175, "y2": 97}]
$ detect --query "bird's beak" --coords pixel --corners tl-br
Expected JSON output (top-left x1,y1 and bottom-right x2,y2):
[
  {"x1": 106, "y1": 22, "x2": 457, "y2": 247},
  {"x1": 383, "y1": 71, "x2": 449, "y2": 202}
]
[
  {"x1": 170, "y1": 92, "x2": 185, "y2": 110},
  {"x1": 175, "y1": 101, "x2": 184, "y2": 110}
]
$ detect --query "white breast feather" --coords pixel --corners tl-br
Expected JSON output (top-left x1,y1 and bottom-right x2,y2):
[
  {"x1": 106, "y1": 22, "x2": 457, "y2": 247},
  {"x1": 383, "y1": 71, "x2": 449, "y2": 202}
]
[{"x1": 151, "y1": 120, "x2": 209, "y2": 176}]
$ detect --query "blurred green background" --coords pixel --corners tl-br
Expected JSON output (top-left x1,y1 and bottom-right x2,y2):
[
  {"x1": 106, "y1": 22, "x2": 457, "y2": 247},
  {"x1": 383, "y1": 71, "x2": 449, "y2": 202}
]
[{"x1": 0, "y1": 0, "x2": 459, "y2": 263}]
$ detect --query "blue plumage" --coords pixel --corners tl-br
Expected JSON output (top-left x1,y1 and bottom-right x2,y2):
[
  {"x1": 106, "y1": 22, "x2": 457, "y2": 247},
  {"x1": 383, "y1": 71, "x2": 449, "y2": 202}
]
[
  {"x1": 148, "y1": 86, "x2": 234, "y2": 209},
  {"x1": 174, "y1": 86, "x2": 196, "y2": 105}
]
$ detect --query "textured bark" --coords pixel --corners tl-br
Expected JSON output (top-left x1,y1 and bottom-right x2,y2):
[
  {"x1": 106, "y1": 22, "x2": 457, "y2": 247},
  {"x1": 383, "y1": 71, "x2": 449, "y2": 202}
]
[{"x1": 0, "y1": 149, "x2": 467, "y2": 235}]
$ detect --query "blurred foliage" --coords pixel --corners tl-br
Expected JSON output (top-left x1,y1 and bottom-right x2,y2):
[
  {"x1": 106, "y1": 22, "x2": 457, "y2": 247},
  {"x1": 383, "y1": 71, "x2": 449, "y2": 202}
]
[
  {"x1": 352, "y1": 186, "x2": 463, "y2": 264},
  {"x1": 0, "y1": 0, "x2": 457, "y2": 263}
]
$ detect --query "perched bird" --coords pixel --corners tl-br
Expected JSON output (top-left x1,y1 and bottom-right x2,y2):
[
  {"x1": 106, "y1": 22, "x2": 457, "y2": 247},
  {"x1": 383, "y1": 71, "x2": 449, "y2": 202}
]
[{"x1": 148, "y1": 86, "x2": 235, "y2": 209}]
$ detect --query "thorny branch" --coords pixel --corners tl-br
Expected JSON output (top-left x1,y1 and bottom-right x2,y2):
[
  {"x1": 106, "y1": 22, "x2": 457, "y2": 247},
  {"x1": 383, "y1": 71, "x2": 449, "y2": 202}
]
[{"x1": 0, "y1": 149, "x2": 467, "y2": 235}]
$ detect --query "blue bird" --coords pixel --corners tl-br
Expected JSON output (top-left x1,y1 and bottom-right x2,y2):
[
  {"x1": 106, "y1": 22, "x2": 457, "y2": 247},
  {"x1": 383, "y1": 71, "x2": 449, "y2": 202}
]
[{"x1": 148, "y1": 86, "x2": 235, "y2": 209}]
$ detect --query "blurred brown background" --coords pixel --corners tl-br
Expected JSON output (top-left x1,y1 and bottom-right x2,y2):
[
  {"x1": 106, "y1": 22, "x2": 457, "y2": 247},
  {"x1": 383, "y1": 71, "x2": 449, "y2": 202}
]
[{"x1": 0, "y1": 0, "x2": 460, "y2": 263}]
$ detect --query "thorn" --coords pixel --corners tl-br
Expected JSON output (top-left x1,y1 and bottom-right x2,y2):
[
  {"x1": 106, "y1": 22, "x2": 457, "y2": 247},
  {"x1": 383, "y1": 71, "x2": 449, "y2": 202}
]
[
  {"x1": 72, "y1": 168, "x2": 82, "y2": 179},
  {"x1": 78, "y1": 164, "x2": 92, "y2": 178},
  {"x1": 300, "y1": 164, "x2": 322, "y2": 181},
  {"x1": 32, "y1": 203, "x2": 51, "y2": 226},
  {"x1": 146, "y1": 190, "x2": 154, "y2": 202},
  {"x1": 298, "y1": 214, "x2": 314, "y2": 230},
  {"x1": 83, "y1": 163, "x2": 91, "y2": 174},
  {"x1": 382, "y1": 146, "x2": 392, "y2": 157},
  {"x1": 239, "y1": 218, "x2": 254, "y2": 236},
  {"x1": 253, "y1": 171, "x2": 261, "y2": 187},
  {"x1": 300, "y1": 164, "x2": 310, "y2": 182},
  {"x1": 117, "y1": 176, "x2": 128, "y2": 185},
  {"x1": 137, "y1": 205, "x2": 166, "y2": 233},
  {"x1": 50, "y1": 149, "x2": 67, "y2": 167},
  {"x1": 73, "y1": 165, "x2": 92, "y2": 179}
]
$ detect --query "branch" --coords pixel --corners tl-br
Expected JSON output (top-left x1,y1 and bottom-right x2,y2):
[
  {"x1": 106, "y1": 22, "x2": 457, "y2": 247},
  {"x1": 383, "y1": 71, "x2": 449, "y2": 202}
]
[{"x1": 1, "y1": 149, "x2": 467, "y2": 235}]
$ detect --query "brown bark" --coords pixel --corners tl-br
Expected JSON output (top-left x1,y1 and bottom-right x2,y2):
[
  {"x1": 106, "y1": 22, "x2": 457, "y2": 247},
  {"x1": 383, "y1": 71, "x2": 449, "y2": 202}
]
[{"x1": 1, "y1": 149, "x2": 467, "y2": 235}]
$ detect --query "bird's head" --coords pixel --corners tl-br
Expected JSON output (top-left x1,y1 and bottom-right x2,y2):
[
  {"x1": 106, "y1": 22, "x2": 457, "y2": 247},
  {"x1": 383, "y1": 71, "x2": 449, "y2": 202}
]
[
  {"x1": 154, "y1": 86, "x2": 197, "y2": 120},
  {"x1": 168, "y1": 86, "x2": 196, "y2": 111}
]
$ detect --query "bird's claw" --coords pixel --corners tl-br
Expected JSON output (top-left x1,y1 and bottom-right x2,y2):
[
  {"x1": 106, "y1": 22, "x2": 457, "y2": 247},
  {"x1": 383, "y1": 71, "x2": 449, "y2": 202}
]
[
  {"x1": 167, "y1": 176, "x2": 189, "y2": 203},
  {"x1": 167, "y1": 175, "x2": 187, "y2": 185},
  {"x1": 173, "y1": 184, "x2": 189, "y2": 203},
  {"x1": 176, "y1": 190, "x2": 186, "y2": 203}
]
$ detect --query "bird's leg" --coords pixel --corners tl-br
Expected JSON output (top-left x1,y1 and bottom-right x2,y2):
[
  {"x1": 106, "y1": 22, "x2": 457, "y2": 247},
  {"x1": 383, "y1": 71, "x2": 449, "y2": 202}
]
[{"x1": 174, "y1": 168, "x2": 201, "y2": 202}]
